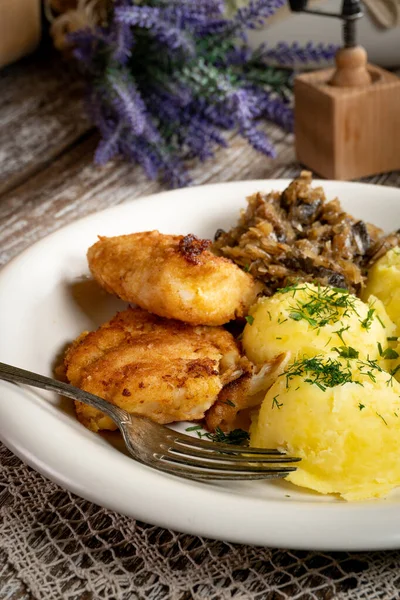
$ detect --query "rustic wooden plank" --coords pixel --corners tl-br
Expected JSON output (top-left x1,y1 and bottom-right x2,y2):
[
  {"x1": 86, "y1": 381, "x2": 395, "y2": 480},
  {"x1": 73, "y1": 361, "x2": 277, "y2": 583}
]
[
  {"x1": 0, "y1": 125, "x2": 296, "y2": 267},
  {"x1": 0, "y1": 48, "x2": 91, "y2": 196}
]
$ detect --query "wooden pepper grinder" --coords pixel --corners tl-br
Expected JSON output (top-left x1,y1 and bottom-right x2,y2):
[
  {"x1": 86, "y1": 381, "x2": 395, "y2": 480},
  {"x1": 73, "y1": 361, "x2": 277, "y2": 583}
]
[{"x1": 291, "y1": 0, "x2": 400, "y2": 180}]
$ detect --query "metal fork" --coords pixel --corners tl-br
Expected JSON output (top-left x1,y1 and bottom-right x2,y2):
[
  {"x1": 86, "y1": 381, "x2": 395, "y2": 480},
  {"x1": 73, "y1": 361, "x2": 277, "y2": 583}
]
[{"x1": 0, "y1": 361, "x2": 299, "y2": 481}]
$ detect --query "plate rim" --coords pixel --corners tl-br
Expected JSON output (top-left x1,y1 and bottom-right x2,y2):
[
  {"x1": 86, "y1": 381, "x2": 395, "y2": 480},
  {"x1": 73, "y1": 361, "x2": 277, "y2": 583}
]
[{"x1": 2, "y1": 176, "x2": 400, "y2": 279}]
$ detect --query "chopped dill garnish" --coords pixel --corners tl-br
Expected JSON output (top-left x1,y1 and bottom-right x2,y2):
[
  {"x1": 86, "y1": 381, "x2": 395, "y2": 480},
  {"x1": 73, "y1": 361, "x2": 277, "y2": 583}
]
[
  {"x1": 377, "y1": 342, "x2": 399, "y2": 360},
  {"x1": 333, "y1": 325, "x2": 350, "y2": 345},
  {"x1": 376, "y1": 412, "x2": 388, "y2": 426},
  {"x1": 387, "y1": 336, "x2": 399, "y2": 342},
  {"x1": 281, "y1": 283, "x2": 359, "y2": 330},
  {"x1": 245, "y1": 315, "x2": 254, "y2": 326},
  {"x1": 277, "y1": 283, "x2": 301, "y2": 294},
  {"x1": 376, "y1": 314, "x2": 385, "y2": 328},
  {"x1": 360, "y1": 357, "x2": 383, "y2": 373},
  {"x1": 282, "y1": 355, "x2": 354, "y2": 391},
  {"x1": 185, "y1": 425, "x2": 202, "y2": 432},
  {"x1": 357, "y1": 359, "x2": 378, "y2": 382},
  {"x1": 360, "y1": 307, "x2": 375, "y2": 331},
  {"x1": 289, "y1": 310, "x2": 317, "y2": 327},
  {"x1": 390, "y1": 364, "x2": 400, "y2": 378},
  {"x1": 357, "y1": 357, "x2": 392, "y2": 385},
  {"x1": 201, "y1": 427, "x2": 250, "y2": 445},
  {"x1": 276, "y1": 337, "x2": 282, "y2": 340},
  {"x1": 358, "y1": 403, "x2": 365, "y2": 411},
  {"x1": 332, "y1": 346, "x2": 359, "y2": 359},
  {"x1": 395, "y1": 412, "x2": 399, "y2": 418},
  {"x1": 271, "y1": 395, "x2": 283, "y2": 409},
  {"x1": 224, "y1": 399, "x2": 236, "y2": 407},
  {"x1": 243, "y1": 264, "x2": 250, "y2": 273}
]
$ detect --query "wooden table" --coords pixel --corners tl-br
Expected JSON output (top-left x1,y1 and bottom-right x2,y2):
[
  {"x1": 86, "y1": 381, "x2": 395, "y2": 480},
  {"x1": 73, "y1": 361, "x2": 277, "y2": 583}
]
[{"x1": 2, "y1": 47, "x2": 400, "y2": 600}]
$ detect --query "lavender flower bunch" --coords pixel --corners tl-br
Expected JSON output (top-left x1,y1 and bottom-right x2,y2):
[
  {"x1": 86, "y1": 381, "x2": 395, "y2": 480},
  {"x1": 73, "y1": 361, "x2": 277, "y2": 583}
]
[{"x1": 71, "y1": 0, "x2": 337, "y2": 187}]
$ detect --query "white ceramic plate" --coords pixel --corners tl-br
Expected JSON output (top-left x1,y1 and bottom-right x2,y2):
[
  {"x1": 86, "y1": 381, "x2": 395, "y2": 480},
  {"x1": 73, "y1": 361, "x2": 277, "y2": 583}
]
[{"x1": 1, "y1": 179, "x2": 400, "y2": 551}]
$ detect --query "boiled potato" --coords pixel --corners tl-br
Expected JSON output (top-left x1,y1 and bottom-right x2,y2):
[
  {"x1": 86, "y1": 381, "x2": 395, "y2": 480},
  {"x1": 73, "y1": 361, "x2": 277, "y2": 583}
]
[
  {"x1": 389, "y1": 341, "x2": 400, "y2": 383},
  {"x1": 362, "y1": 247, "x2": 400, "y2": 331},
  {"x1": 243, "y1": 283, "x2": 395, "y2": 364},
  {"x1": 250, "y1": 355, "x2": 400, "y2": 500}
]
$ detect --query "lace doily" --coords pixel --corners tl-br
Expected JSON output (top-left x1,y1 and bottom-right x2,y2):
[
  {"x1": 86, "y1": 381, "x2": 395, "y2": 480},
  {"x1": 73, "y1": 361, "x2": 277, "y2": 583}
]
[{"x1": 1, "y1": 444, "x2": 400, "y2": 600}]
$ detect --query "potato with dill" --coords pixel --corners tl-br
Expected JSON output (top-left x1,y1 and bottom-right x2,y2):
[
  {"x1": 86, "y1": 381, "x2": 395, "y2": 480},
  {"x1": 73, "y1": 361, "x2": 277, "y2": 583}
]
[
  {"x1": 242, "y1": 283, "x2": 395, "y2": 364},
  {"x1": 362, "y1": 247, "x2": 400, "y2": 330},
  {"x1": 250, "y1": 354, "x2": 400, "y2": 501}
]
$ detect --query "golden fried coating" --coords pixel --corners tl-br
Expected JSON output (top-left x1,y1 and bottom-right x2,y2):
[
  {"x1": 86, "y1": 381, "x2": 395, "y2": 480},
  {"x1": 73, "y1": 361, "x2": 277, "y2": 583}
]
[
  {"x1": 205, "y1": 352, "x2": 291, "y2": 433},
  {"x1": 87, "y1": 231, "x2": 262, "y2": 326},
  {"x1": 65, "y1": 307, "x2": 243, "y2": 432}
]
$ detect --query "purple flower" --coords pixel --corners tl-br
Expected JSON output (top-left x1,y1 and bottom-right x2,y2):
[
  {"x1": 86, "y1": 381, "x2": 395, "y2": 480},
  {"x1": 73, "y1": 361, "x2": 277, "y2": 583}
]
[
  {"x1": 234, "y1": 0, "x2": 285, "y2": 30},
  {"x1": 110, "y1": 0, "x2": 135, "y2": 63},
  {"x1": 115, "y1": 6, "x2": 196, "y2": 54},
  {"x1": 94, "y1": 121, "x2": 124, "y2": 164},
  {"x1": 242, "y1": 125, "x2": 276, "y2": 157},
  {"x1": 106, "y1": 72, "x2": 147, "y2": 136},
  {"x1": 261, "y1": 41, "x2": 338, "y2": 66},
  {"x1": 224, "y1": 45, "x2": 252, "y2": 66},
  {"x1": 245, "y1": 86, "x2": 294, "y2": 131},
  {"x1": 71, "y1": 0, "x2": 339, "y2": 187},
  {"x1": 228, "y1": 88, "x2": 255, "y2": 128},
  {"x1": 195, "y1": 0, "x2": 285, "y2": 38},
  {"x1": 147, "y1": 89, "x2": 226, "y2": 161},
  {"x1": 261, "y1": 94, "x2": 294, "y2": 132},
  {"x1": 111, "y1": 22, "x2": 134, "y2": 64},
  {"x1": 195, "y1": 98, "x2": 236, "y2": 129}
]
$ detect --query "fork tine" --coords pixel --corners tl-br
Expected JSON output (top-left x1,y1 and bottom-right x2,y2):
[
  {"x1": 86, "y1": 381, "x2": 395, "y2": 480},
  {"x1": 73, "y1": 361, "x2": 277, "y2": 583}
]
[
  {"x1": 152, "y1": 463, "x2": 294, "y2": 481},
  {"x1": 165, "y1": 430, "x2": 285, "y2": 455},
  {"x1": 156, "y1": 453, "x2": 297, "y2": 474},
  {"x1": 163, "y1": 444, "x2": 300, "y2": 463}
]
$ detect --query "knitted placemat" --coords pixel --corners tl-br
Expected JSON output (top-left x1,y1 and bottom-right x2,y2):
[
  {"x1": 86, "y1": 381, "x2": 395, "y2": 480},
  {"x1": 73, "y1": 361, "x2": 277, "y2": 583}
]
[{"x1": 3, "y1": 443, "x2": 400, "y2": 600}]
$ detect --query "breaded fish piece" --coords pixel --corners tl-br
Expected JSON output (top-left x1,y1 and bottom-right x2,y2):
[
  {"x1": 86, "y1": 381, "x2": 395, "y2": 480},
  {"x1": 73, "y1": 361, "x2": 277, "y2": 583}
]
[
  {"x1": 65, "y1": 307, "x2": 243, "y2": 432},
  {"x1": 205, "y1": 352, "x2": 291, "y2": 433},
  {"x1": 87, "y1": 231, "x2": 262, "y2": 326}
]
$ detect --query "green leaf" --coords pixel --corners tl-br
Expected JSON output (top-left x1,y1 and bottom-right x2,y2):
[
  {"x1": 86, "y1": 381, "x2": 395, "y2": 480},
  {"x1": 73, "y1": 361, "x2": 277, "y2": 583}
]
[
  {"x1": 224, "y1": 399, "x2": 236, "y2": 407},
  {"x1": 332, "y1": 346, "x2": 359, "y2": 359},
  {"x1": 378, "y1": 342, "x2": 399, "y2": 359},
  {"x1": 204, "y1": 427, "x2": 250, "y2": 445}
]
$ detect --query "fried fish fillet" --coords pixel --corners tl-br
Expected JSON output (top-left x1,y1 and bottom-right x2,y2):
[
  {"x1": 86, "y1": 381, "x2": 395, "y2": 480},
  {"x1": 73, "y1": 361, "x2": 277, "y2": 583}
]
[
  {"x1": 205, "y1": 352, "x2": 291, "y2": 433},
  {"x1": 87, "y1": 231, "x2": 262, "y2": 326},
  {"x1": 65, "y1": 307, "x2": 244, "y2": 432}
]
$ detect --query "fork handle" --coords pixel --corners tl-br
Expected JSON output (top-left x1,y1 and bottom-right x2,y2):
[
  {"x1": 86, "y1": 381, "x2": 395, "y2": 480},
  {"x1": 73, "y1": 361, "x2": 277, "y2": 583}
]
[{"x1": 0, "y1": 361, "x2": 130, "y2": 425}]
